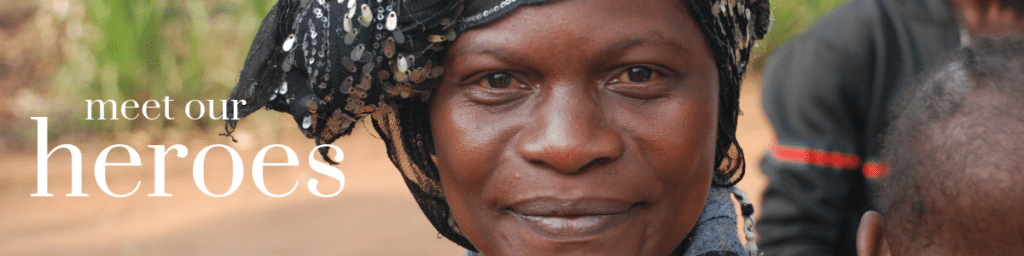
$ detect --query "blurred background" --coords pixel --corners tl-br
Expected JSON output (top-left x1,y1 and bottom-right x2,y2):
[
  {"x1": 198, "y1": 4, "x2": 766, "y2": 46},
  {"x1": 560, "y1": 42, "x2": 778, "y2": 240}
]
[{"x1": 0, "y1": 0, "x2": 846, "y2": 254}]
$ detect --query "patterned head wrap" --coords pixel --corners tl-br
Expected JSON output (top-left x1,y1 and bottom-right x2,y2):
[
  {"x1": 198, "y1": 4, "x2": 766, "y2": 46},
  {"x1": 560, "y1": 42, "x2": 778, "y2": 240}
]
[{"x1": 225, "y1": 0, "x2": 771, "y2": 251}]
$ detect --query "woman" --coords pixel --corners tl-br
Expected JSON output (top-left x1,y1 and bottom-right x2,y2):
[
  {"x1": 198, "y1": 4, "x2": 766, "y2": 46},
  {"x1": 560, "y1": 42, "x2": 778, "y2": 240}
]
[{"x1": 225, "y1": 0, "x2": 771, "y2": 255}]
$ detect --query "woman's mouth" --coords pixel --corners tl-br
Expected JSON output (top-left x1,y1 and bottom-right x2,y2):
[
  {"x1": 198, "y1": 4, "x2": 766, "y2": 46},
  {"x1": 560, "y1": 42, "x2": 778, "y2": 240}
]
[{"x1": 507, "y1": 198, "x2": 638, "y2": 240}]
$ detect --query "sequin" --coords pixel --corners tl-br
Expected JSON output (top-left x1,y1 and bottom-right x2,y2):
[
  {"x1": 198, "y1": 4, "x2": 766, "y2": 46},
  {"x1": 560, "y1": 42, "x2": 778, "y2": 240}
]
[
  {"x1": 386, "y1": 12, "x2": 397, "y2": 31},
  {"x1": 393, "y1": 68, "x2": 408, "y2": 82},
  {"x1": 320, "y1": 110, "x2": 353, "y2": 140},
  {"x1": 282, "y1": 34, "x2": 296, "y2": 52},
  {"x1": 344, "y1": 32, "x2": 357, "y2": 45},
  {"x1": 378, "y1": 70, "x2": 390, "y2": 80},
  {"x1": 445, "y1": 29, "x2": 457, "y2": 41},
  {"x1": 357, "y1": 74, "x2": 373, "y2": 90},
  {"x1": 362, "y1": 62, "x2": 375, "y2": 75},
  {"x1": 383, "y1": 83, "x2": 397, "y2": 95},
  {"x1": 383, "y1": 37, "x2": 396, "y2": 57},
  {"x1": 278, "y1": 81, "x2": 288, "y2": 94},
  {"x1": 362, "y1": 104, "x2": 377, "y2": 113},
  {"x1": 393, "y1": 29, "x2": 405, "y2": 44},
  {"x1": 396, "y1": 83, "x2": 415, "y2": 98},
  {"x1": 429, "y1": 66, "x2": 444, "y2": 78},
  {"x1": 307, "y1": 97, "x2": 318, "y2": 114},
  {"x1": 409, "y1": 67, "x2": 428, "y2": 83},
  {"x1": 344, "y1": 98, "x2": 360, "y2": 112},
  {"x1": 343, "y1": 18, "x2": 353, "y2": 33},
  {"x1": 359, "y1": 52, "x2": 373, "y2": 63},
  {"x1": 427, "y1": 35, "x2": 446, "y2": 43},
  {"x1": 347, "y1": 3, "x2": 357, "y2": 18},
  {"x1": 359, "y1": 4, "x2": 373, "y2": 27},
  {"x1": 350, "y1": 44, "x2": 365, "y2": 61},
  {"x1": 302, "y1": 115, "x2": 312, "y2": 129},
  {"x1": 342, "y1": 57, "x2": 357, "y2": 72},
  {"x1": 397, "y1": 56, "x2": 409, "y2": 73},
  {"x1": 340, "y1": 76, "x2": 354, "y2": 93},
  {"x1": 346, "y1": 0, "x2": 355, "y2": 9},
  {"x1": 282, "y1": 54, "x2": 294, "y2": 72},
  {"x1": 352, "y1": 88, "x2": 367, "y2": 99}
]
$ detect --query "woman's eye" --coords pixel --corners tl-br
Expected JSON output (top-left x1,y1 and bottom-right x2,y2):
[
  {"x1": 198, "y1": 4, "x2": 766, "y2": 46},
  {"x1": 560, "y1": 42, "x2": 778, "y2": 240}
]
[
  {"x1": 462, "y1": 71, "x2": 529, "y2": 105},
  {"x1": 625, "y1": 66, "x2": 653, "y2": 83},
  {"x1": 607, "y1": 65, "x2": 678, "y2": 99},
  {"x1": 484, "y1": 72, "x2": 513, "y2": 89}
]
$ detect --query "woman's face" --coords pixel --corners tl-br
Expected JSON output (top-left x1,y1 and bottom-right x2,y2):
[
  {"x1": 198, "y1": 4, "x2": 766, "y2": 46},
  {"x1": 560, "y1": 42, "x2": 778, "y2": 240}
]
[{"x1": 429, "y1": 0, "x2": 718, "y2": 254}]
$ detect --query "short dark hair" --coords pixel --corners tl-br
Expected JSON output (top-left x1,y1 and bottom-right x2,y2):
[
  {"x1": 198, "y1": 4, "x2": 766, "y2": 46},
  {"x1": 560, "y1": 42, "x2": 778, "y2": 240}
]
[{"x1": 878, "y1": 35, "x2": 1024, "y2": 254}]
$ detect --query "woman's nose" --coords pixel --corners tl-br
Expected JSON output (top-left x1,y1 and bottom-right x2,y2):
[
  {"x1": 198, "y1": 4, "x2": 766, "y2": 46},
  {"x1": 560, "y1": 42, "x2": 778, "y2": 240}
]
[{"x1": 517, "y1": 86, "x2": 624, "y2": 174}]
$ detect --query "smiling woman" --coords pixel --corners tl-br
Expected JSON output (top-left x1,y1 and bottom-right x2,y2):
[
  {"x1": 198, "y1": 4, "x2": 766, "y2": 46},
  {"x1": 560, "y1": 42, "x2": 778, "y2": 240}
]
[
  {"x1": 226, "y1": 0, "x2": 771, "y2": 255},
  {"x1": 432, "y1": 1, "x2": 720, "y2": 254}
]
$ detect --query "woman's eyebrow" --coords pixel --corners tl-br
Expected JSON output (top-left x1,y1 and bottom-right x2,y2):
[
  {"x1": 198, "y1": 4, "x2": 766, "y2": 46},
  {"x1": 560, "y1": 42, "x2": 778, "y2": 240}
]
[
  {"x1": 448, "y1": 42, "x2": 527, "y2": 64},
  {"x1": 453, "y1": 31, "x2": 690, "y2": 63},
  {"x1": 482, "y1": 48, "x2": 527, "y2": 64},
  {"x1": 607, "y1": 31, "x2": 691, "y2": 54}
]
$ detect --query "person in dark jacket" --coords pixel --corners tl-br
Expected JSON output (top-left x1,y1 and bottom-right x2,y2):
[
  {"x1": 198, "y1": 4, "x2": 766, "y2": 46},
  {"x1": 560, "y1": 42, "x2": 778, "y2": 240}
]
[{"x1": 757, "y1": 0, "x2": 1024, "y2": 255}]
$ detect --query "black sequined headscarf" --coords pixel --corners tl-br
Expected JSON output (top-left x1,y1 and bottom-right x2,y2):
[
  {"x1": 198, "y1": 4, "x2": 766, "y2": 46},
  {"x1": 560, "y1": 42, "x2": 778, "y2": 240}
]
[{"x1": 225, "y1": 0, "x2": 771, "y2": 251}]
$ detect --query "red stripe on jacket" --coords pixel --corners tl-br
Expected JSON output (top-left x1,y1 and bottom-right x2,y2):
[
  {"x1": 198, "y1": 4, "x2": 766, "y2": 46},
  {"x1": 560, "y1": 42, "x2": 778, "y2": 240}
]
[{"x1": 768, "y1": 139, "x2": 889, "y2": 178}]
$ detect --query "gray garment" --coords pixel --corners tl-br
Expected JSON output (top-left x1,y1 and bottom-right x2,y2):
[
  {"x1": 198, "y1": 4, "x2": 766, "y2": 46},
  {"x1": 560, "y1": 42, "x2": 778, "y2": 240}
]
[
  {"x1": 462, "y1": 186, "x2": 747, "y2": 256},
  {"x1": 681, "y1": 186, "x2": 746, "y2": 256}
]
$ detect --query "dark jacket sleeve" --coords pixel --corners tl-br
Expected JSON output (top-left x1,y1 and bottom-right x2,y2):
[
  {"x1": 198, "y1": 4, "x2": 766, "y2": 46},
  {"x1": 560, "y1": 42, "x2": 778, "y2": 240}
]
[{"x1": 756, "y1": 2, "x2": 878, "y2": 255}]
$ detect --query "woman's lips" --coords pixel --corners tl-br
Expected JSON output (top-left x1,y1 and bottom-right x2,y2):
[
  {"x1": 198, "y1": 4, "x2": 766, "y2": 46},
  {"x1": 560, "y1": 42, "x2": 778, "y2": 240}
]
[{"x1": 507, "y1": 198, "x2": 637, "y2": 240}]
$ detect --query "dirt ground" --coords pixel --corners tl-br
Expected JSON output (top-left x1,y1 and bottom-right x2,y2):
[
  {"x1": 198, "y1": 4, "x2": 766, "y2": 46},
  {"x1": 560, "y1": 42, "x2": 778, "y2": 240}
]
[{"x1": 0, "y1": 79, "x2": 774, "y2": 255}]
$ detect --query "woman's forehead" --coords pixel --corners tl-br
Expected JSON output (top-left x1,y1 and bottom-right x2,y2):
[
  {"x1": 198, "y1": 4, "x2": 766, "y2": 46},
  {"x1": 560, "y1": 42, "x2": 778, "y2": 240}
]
[{"x1": 452, "y1": 0, "x2": 702, "y2": 56}]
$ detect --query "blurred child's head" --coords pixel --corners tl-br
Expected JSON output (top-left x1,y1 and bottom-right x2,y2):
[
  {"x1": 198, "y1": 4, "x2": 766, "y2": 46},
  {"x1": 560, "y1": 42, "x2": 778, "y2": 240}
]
[{"x1": 857, "y1": 36, "x2": 1024, "y2": 256}]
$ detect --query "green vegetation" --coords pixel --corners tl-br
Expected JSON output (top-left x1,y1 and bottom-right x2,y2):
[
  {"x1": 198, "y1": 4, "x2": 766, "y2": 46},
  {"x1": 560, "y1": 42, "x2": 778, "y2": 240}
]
[
  {"x1": 50, "y1": 0, "x2": 274, "y2": 136},
  {"x1": 751, "y1": 0, "x2": 850, "y2": 70}
]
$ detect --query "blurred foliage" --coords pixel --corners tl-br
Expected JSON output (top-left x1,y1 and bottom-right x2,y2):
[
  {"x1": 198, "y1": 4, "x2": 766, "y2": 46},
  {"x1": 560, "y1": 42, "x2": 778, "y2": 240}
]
[
  {"x1": 31, "y1": 0, "x2": 847, "y2": 141},
  {"x1": 750, "y1": 0, "x2": 849, "y2": 72},
  {"x1": 50, "y1": 0, "x2": 275, "y2": 136}
]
